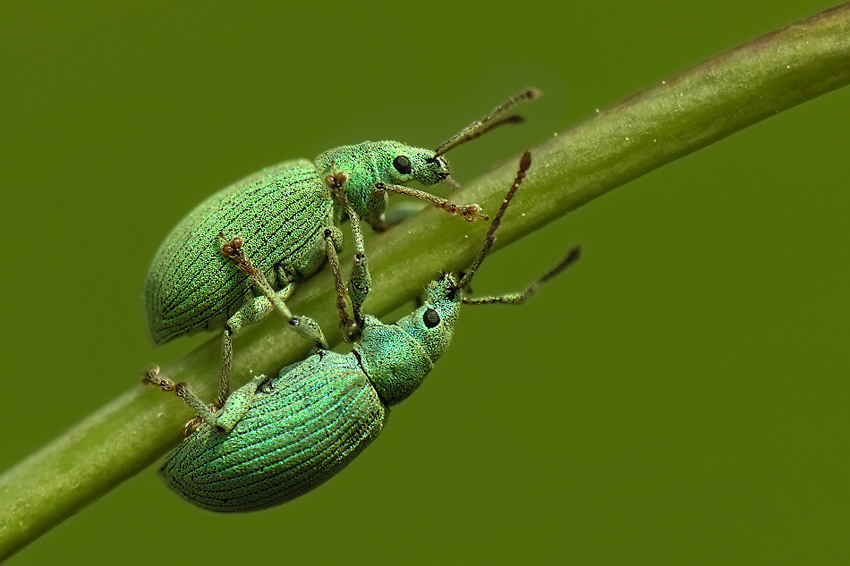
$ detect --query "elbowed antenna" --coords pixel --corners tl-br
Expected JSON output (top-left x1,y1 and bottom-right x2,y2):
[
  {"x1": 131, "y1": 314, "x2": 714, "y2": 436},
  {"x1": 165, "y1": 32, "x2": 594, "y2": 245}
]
[
  {"x1": 432, "y1": 89, "x2": 541, "y2": 159},
  {"x1": 461, "y1": 246, "x2": 580, "y2": 306},
  {"x1": 457, "y1": 150, "x2": 532, "y2": 289},
  {"x1": 455, "y1": 149, "x2": 581, "y2": 304}
]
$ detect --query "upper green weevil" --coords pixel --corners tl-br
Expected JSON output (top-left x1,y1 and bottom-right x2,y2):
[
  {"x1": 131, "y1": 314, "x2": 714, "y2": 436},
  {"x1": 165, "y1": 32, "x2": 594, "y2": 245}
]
[
  {"x1": 144, "y1": 150, "x2": 581, "y2": 512},
  {"x1": 145, "y1": 90, "x2": 540, "y2": 411}
]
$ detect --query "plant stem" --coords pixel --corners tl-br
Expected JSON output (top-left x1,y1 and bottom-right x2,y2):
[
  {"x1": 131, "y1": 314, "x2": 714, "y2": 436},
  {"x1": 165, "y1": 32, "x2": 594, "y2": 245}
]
[{"x1": 1, "y1": 3, "x2": 848, "y2": 560}]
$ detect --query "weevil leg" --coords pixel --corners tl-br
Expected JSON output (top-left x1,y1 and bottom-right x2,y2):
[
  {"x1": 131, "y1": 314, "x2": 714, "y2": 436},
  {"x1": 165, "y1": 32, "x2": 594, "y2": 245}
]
[
  {"x1": 348, "y1": 251, "x2": 371, "y2": 331},
  {"x1": 336, "y1": 190, "x2": 371, "y2": 329},
  {"x1": 219, "y1": 233, "x2": 329, "y2": 349},
  {"x1": 373, "y1": 187, "x2": 461, "y2": 229},
  {"x1": 374, "y1": 182, "x2": 488, "y2": 222},
  {"x1": 213, "y1": 374, "x2": 266, "y2": 433},
  {"x1": 217, "y1": 292, "x2": 277, "y2": 406},
  {"x1": 380, "y1": 200, "x2": 427, "y2": 227},
  {"x1": 322, "y1": 226, "x2": 354, "y2": 337},
  {"x1": 218, "y1": 327, "x2": 233, "y2": 408},
  {"x1": 143, "y1": 366, "x2": 219, "y2": 433},
  {"x1": 347, "y1": 222, "x2": 370, "y2": 329},
  {"x1": 143, "y1": 367, "x2": 264, "y2": 435}
]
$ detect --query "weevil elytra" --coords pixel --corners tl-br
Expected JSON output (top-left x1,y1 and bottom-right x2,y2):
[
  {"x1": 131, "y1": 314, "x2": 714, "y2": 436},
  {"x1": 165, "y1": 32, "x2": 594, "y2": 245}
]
[
  {"x1": 144, "y1": 150, "x2": 581, "y2": 512},
  {"x1": 144, "y1": 90, "x2": 540, "y2": 411}
]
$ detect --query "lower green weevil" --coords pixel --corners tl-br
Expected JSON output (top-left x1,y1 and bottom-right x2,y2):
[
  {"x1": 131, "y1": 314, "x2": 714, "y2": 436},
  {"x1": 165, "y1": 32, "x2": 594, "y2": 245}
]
[{"x1": 144, "y1": 150, "x2": 580, "y2": 512}]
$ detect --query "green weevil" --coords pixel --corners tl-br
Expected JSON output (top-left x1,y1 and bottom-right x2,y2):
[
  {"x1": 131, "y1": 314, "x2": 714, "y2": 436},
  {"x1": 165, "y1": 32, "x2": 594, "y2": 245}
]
[
  {"x1": 144, "y1": 150, "x2": 581, "y2": 512},
  {"x1": 145, "y1": 90, "x2": 540, "y2": 411}
]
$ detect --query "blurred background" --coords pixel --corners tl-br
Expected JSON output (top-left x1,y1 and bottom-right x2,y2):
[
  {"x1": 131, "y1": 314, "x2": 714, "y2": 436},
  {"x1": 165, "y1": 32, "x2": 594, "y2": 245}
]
[{"x1": 1, "y1": 1, "x2": 848, "y2": 564}]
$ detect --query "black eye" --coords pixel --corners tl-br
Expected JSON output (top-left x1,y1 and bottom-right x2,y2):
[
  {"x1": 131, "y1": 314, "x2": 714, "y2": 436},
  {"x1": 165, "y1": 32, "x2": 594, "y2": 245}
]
[
  {"x1": 393, "y1": 155, "x2": 412, "y2": 174},
  {"x1": 422, "y1": 308, "x2": 440, "y2": 328}
]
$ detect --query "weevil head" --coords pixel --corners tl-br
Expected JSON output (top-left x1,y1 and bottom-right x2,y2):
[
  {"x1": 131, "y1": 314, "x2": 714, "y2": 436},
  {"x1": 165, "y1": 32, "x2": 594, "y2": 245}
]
[
  {"x1": 355, "y1": 273, "x2": 461, "y2": 406},
  {"x1": 370, "y1": 140, "x2": 451, "y2": 187},
  {"x1": 316, "y1": 141, "x2": 451, "y2": 228}
]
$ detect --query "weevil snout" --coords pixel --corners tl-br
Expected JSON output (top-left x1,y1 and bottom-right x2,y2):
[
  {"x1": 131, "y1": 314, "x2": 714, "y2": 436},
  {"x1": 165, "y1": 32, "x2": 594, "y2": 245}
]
[
  {"x1": 421, "y1": 154, "x2": 451, "y2": 183},
  {"x1": 424, "y1": 272, "x2": 461, "y2": 304}
]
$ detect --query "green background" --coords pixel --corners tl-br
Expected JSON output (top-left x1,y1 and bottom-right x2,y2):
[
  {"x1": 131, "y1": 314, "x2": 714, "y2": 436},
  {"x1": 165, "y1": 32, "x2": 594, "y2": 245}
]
[{"x1": 2, "y1": 1, "x2": 848, "y2": 564}]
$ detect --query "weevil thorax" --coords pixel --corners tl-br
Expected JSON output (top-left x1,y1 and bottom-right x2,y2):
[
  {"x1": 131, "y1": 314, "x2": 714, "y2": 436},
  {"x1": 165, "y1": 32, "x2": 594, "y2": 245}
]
[
  {"x1": 315, "y1": 141, "x2": 451, "y2": 228},
  {"x1": 355, "y1": 274, "x2": 461, "y2": 406}
]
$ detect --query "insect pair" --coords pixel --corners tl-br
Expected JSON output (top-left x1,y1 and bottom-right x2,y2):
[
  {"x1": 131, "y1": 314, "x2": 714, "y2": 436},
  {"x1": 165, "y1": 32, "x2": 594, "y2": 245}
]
[
  {"x1": 144, "y1": 147, "x2": 580, "y2": 511},
  {"x1": 143, "y1": 91, "x2": 580, "y2": 511}
]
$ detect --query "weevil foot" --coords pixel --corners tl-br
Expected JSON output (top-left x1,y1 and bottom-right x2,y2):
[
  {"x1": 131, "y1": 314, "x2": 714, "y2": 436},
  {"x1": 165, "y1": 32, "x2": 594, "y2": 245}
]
[
  {"x1": 453, "y1": 203, "x2": 488, "y2": 222},
  {"x1": 142, "y1": 366, "x2": 176, "y2": 391}
]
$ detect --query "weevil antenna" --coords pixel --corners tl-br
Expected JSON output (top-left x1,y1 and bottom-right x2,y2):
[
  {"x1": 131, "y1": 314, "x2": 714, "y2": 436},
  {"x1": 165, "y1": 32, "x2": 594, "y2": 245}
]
[
  {"x1": 457, "y1": 150, "x2": 532, "y2": 289},
  {"x1": 432, "y1": 89, "x2": 540, "y2": 158},
  {"x1": 461, "y1": 246, "x2": 581, "y2": 306}
]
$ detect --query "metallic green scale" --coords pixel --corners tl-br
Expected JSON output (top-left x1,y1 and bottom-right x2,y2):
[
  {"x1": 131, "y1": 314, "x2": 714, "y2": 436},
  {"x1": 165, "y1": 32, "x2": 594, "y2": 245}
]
[{"x1": 146, "y1": 159, "x2": 335, "y2": 343}]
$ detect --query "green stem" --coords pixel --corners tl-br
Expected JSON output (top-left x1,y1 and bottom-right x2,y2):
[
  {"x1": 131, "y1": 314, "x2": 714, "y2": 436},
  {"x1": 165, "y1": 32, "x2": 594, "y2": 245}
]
[{"x1": 1, "y1": 3, "x2": 848, "y2": 560}]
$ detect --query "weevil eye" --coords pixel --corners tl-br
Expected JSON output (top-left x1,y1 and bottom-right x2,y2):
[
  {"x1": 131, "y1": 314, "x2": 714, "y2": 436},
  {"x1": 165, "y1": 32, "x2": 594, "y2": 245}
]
[
  {"x1": 393, "y1": 155, "x2": 412, "y2": 174},
  {"x1": 422, "y1": 308, "x2": 440, "y2": 328}
]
